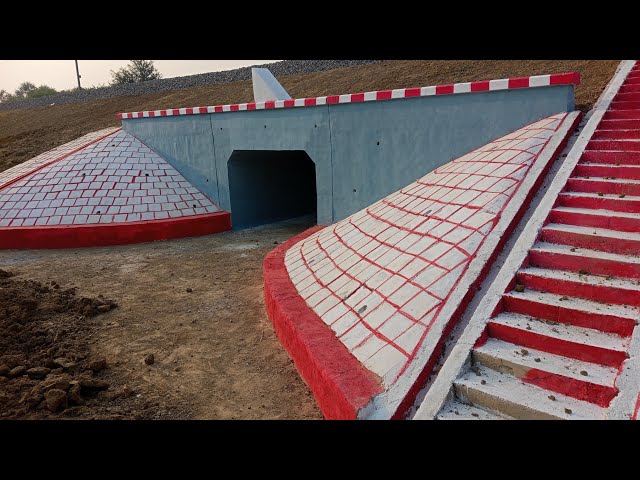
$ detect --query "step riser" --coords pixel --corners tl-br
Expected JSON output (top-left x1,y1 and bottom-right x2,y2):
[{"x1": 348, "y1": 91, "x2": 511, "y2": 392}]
[
  {"x1": 621, "y1": 77, "x2": 640, "y2": 85},
  {"x1": 581, "y1": 150, "x2": 640, "y2": 165},
  {"x1": 541, "y1": 227, "x2": 640, "y2": 256},
  {"x1": 517, "y1": 271, "x2": 640, "y2": 307},
  {"x1": 487, "y1": 321, "x2": 626, "y2": 368},
  {"x1": 614, "y1": 93, "x2": 640, "y2": 102},
  {"x1": 592, "y1": 130, "x2": 640, "y2": 140},
  {"x1": 603, "y1": 111, "x2": 640, "y2": 120},
  {"x1": 598, "y1": 120, "x2": 640, "y2": 131},
  {"x1": 549, "y1": 209, "x2": 640, "y2": 233},
  {"x1": 453, "y1": 383, "x2": 560, "y2": 420},
  {"x1": 529, "y1": 248, "x2": 640, "y2": 281},
  {"x1": 620, "y1": 85, "x2": 640, "y2": 94},
  {"x1": 587, "y1": 140, "x2": 640, "y2": 152},
  {"x1": 558, "y1": 194, "x2": 640, "y2": 214},
  {"x1": 567, "y1": 178, "x2": 640, "y2": 196},
  {"x1": 574, "y1": 164, "x2": 640, "y2": 180},
  {"x1": 502, "y1": 294, "x2": 636, "y2": 336},
  {"x1": 472, "y1": 350, "x2": 617, "y2": 407},
  {"x1": 611, "y1": 101, "x2": 640, "y2": 110}
]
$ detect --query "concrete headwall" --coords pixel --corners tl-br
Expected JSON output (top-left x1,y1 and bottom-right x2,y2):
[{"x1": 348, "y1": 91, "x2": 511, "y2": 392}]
[{"x1": 123, "y1": 84, "x2": 575, "y2": 226}]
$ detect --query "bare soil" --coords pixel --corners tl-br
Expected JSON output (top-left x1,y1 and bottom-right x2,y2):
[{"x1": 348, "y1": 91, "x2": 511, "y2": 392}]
[
  {"x1": 0, "y1": 218, "x2": 323, "y2": 419},
  {"x1": 0, "y1": 60, "x2": 620, "y2": 173}
]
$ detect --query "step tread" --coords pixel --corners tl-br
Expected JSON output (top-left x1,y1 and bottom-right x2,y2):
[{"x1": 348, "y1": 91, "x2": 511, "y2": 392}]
[
  {"x1": 454, "y1": 365, "x2": 607, "y2": 420},
  {"x1": 531, "y1": 242, "x2": 640, "y2": 265},
  {"x1": 552, "y1": 205, "x2": 640, "y2": 220},
  {"x1": 519, "y1": 266, "x2": 640, "y2": 293},
  {"x1": 436, "y1": 399, "x2": 510, "y2": 420},
  {"x1": 489, "y1": 311, "x2": 630, "y2": 353},
  {"x1": 570, "y1": 176, "x2": 640, "y2": 185},
  {"x1": 559, "y1": 191, "x2": 640, "y2": 201},
  {"x1": 543, "y1": 222, "x2": 640, "y2": 242},
  {"x1": 474, "y1": 338, "x2": 618, "y2": 388}
]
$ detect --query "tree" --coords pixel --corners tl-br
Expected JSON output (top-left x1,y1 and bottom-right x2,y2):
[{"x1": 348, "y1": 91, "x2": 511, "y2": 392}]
[
  {"x1": 14, "y1": 81, "x2": 36, "y2": 98},
  {"x1": 110, "y1": 60, "x2": 162, "y2": 85},
  {"x1": 0, "y1": 89, "x2": 13, "y2": 103},
  {"x1": 26, "y1": 85, "x2": 58, "y2": 98}
]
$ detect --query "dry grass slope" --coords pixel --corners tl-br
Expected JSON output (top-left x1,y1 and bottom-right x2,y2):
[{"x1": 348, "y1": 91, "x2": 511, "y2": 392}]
[{"x1": 0, "y1": 60, "x2": 620, "y2": 173}]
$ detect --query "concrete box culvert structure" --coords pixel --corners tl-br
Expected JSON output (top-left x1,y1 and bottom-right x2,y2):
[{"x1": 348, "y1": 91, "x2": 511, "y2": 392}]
[{"x1": 120, "y1": 73, "x2": 579, "y2": 229}]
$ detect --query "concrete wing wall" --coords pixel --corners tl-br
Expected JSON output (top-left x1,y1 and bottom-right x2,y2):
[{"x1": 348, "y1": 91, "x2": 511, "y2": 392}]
[{"x1": 123, "y1": 84, "x2": 574, "y2": 227}]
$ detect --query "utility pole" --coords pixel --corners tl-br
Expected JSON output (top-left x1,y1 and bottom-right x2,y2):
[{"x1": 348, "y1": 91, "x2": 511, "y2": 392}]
[{"x1": 75, "y1": 60, "x2": 82, "y2": 89}]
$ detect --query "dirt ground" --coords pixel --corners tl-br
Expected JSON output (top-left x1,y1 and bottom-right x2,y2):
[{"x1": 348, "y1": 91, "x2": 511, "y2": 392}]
[
  {"x1": 0, "y1": 217, "x2": 323, "y2": 420},
  {"x1": 0, "y1": 60, "x2": 620, "y2": 172}
]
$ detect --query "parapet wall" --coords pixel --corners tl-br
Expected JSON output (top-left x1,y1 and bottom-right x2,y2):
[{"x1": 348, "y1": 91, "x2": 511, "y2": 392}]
[{"x1": 121, "y1": 74, "x2": 579, "y2": 227}]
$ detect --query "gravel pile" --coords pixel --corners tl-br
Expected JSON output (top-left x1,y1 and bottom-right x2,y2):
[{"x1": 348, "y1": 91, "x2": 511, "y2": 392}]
[{"x1": 0, "y1": 60, "x2": 383, "y2": 111}]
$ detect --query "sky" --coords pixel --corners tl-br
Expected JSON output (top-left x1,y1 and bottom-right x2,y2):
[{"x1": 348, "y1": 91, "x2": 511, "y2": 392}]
[{"x1": 0, "y1": 60, "x2": 280, "y2": 93}]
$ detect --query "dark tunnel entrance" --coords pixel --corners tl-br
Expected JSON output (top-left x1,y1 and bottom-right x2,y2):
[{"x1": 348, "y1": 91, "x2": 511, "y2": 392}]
[{"x1": 228, "y1": 150, "x2": 317, "y2": 229}]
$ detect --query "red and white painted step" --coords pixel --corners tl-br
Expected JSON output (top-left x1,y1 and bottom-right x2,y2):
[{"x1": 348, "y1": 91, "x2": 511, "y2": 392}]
[{"x1": 437, "y1": 61, "x2": 640, "y2": 420}]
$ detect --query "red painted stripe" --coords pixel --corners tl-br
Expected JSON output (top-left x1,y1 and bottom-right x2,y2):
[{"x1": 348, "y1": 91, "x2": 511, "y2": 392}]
[
  {"x1": 117, "y1": 113, "x2": 123, "y2": 119},
  {"x1": 263, "y1": 226, "x2": 383, "y2": 420},
  {"x1": 199, "y1": 107, "x2": 208, "y2": 114},
  {"x1": 517, "y1": 270, "x2": 640, "y2": 307},
  {"x1": 502, "y1": 292, "x2": 636, "y2": 336},
  {"x1": 376, "y1": 90, "x2": 392, "y2": 100},
  {"x1": 160, "y1": 110, "x2": 168, "y2": 116},
  {"x1": 521, "y1": 367, "x2": 617, "y2": 407},
  {"x1": 508, "y1": 77, "x2": 530, "y2": 89},
  {"x1": 185, "y1": 108, "x2": 194, "y2": 115},
  {"x1": 326, "y1": 95, "x2": 340, "y2": 104},
  {"x1": 550, "y1": 72, "x2": 581, "y2": 86},
  {"x1": 148, "y1": 111, "x2": 155, "y2": 117},
  {"x1": 304, "y1": 97, "x2": 317, "y2": 106},
  {"x1": 284, "y1": 99, "x2": 295, "y2": 107},
  {"x1": 404, "y1": 87, "x2": 421, "y2": 97},
  {"x1": 529, "y1": 247, "x2": 640, "y2": 282},
  {"x1": 230, "y1": 104, "x2": 239, "y2": 111},
  {"x1": 351, "y1": 93, "x2": 365, "y2": 102},
  {"x1": 246, "y1": 103, "x2": 256, "y2": 110},
  {"x1": 0, "y1": 212, "x2": 231, "y2": 250},
  {"x1": 214, "y1": 106, "x2": 223, "y2": 113},
  {"x1": 487, "y1": 321, "x2": 627, "y2": 368},
  {"x1": 172, "y1": 109, "x2": 181, "y2": 115},
  {"x1": 435, "y1": 84, "x2": 454, "y2": 95},
  {"x1": 633, "y1": 393, "x2": 640, "y2": 419},
  {"x1": 470, "y1": 80, "x2": 490, "y2": 92}
]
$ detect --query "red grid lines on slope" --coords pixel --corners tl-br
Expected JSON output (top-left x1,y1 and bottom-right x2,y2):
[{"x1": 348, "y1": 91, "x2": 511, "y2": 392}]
[
  {"x1": 0, "y1": 127, "x2": 121, "y2": 190},
  {"x1": 283, "y1": 113, "x2": 570, "y2": 386},
  {"x1": 117, "y1": 73, "x2": 581, "y2": 120}
]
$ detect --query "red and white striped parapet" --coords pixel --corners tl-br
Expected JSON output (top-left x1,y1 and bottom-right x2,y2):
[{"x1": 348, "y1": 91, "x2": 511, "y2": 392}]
[
  {"x1": 117, "y1": 72, "x2": 581, "y2": 120},
  {"x1": 264, "y1": 111, "x2": 581, "y2": 419}
]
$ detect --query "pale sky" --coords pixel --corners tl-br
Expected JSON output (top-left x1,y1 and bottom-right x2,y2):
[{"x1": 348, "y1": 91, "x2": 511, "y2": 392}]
[{"x1": 0, "y1": 60, "x2": 280, "y2": 93}]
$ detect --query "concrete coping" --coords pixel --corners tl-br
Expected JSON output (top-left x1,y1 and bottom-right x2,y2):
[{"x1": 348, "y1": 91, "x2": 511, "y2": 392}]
[{"x1": 117, "y1": 72, "x2": 581, "y2": 120}]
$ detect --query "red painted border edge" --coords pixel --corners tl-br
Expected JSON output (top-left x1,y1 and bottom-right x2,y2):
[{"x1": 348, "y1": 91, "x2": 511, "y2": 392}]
[
  {"x1": 0, "y1": 211, "x2": 231, "y2": 249},
  {"x1": 263, "y1": 226, "x2": 384, "y2": 420}
]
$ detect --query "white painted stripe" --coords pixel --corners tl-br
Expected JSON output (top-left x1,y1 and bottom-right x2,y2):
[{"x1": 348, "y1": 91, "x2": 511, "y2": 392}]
[
  {"x1": 454, "y1": 82, "x2": 472, "y2": 94},
  {"x1": 255, "y1": 102, "x2": 266, "y2": 110},
  {"x1": 391, "y1": 89, "x2": 406, "y2": 99},
  {"x1": 294, "y1": 98, "x2": 306, "y2": 107},
  {"x1": 239, "y1": 103, "x2": 247, "y2": 111},
  {"x1": 275, "y1": 100, "x2": 285, "y2": 108},
  {"x1": 222, "y1": 105, "x2": 231, "y2": 112},
  {"x1": 154, "y1": 110, "x2": 162, "y2": 116},
  {"x1": 489, "y1": 79, "x2": 509, "y2": 90},
  {"x1": 364, "y1": 91, "x2": 377, "y2": 101},
  {"x1": 339, "y1": 94, "x2": 352, "y2": 103},
  {"x1": 316, "y1": 97, "x2": 327, "y2": 105},
  {"x1": 529, "y1": 74, "x2": 551, "y2": 87},
  {"x1": 421, "y1": 86, "x2": 437, "y2": 96},
  {"x1": 207, "y1": 106, "x2": 216, "y2": 114},
  {"x1": 179, "y1": 108, "x2": 187, "y2": 115}
]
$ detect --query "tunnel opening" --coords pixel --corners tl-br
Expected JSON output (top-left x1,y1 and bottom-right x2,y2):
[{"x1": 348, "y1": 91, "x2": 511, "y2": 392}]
[{"x1": 228, "y1": 150, "x2": 317, "y2": 229}]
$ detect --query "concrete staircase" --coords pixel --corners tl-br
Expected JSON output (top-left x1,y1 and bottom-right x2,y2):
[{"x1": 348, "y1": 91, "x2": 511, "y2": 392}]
[{"x1": 437, "y1": 62, "x2": 640, "y2": 420}]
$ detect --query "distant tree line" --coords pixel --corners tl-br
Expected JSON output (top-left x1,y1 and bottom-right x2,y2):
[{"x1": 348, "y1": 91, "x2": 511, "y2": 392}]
[
  {"x1": 0, "y1": 60, "x2": 163, "y2": 104},
  {"x1": 0, "y1": 81, "x2": 58, "y2": 103}
]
